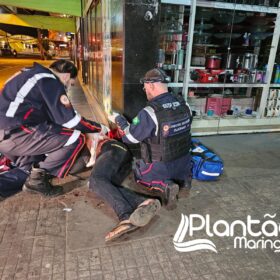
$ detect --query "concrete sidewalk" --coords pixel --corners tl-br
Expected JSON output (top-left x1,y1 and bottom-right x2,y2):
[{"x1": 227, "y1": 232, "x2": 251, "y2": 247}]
[{"x1": 0, "y1": 81, "x2": 280, "y2": 280}]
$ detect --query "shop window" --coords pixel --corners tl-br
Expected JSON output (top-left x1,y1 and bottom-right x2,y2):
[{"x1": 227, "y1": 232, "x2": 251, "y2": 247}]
[
  {"x1": 111, "y1": 0, "x2": 123, "y2": 112},
  {"x1": 158, "y1": 2, "x2": 279, "y2": 134}
]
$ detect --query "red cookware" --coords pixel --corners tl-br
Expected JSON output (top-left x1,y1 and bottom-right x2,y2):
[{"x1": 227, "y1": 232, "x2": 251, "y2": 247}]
[{"x1": 206, "y1": 56, "x2": 222, "y2": 69}]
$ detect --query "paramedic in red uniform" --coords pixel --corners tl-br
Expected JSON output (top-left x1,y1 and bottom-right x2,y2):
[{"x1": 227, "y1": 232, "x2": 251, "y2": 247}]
[{"x1": 0, "y1": 60, "x2": 107, "y2": 196}]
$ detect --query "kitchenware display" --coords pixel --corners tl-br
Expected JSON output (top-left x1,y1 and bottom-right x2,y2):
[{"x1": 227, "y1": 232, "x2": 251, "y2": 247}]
[
  {"x1": 237, "y1": 73, "x2": 246, "y2": 83},
  {"x1": 214, "y1": 24, "x2": 244, "y2": 32},
  {"x1": 221, "y1": 53, "x2": 241, "y2": 69},
  {"x1": 246, "y1": 15, "x2": 275, "y2": 25},
  {"x1": 196, "y1": 8, "x2": 213, "y2": 21},
  {"x1": 191, "y1": 56, "x2": 206, "y2": 66},
  {"x1": 206, "y1": 56, "x2": 222, "y2": 69},
  {"x1": 214, "y1": 33, "x2": 242, "y2": 46},
  {"x1": 195, "y1": 24, "x2": 214, "y2": 31},
  {"x1": 157, "y1": 49, "x2": 165, "y2": 67},
  {"x1": 215, "y1": 12, "x2": 246, "y2": 24},
  {"x1": 214, "y1": 33, "x2": 242, "y2": 39},
  {"x1": 241, "y1": 53, "x2": 258, "y2": 70},
  {"x1": 248, "y1": 70, "x2": 257, "y2": 83},
  {"x1": 248, "y1": 25, "x2": 274, "y2": 33},
  {"x1": 218, "y1": 71, "x2": 234, "y2": 83},
  {"x1": 195, "y1": 18, "x2": 214, "y2": 31},
  {"x1": 161, "y1": 19, "x2": 183, "y2": 34},
  {"x1": 251, "y1": 32, "x2": 273, "y2": 46},
  {"x1": 256, "y1": 70, "x2": 265, "y2": 83},
  {"x1": 273, "y1": 65, "x2": 280, "y2": 84},
  {"x1": 177, "y1": 49, "x2": 184, "y2": 69},
  {"x1": 190, "y1": 69, "x2": 222, "y2": 83},
  {"x1": 193, "y1": 32, "x2": 212, "y2": 44}
]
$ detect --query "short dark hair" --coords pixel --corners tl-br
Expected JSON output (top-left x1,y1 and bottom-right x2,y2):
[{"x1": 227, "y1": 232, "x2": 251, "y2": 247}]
[{"x1": 49, "y1": 59, "x2": 78, "y2": 78}]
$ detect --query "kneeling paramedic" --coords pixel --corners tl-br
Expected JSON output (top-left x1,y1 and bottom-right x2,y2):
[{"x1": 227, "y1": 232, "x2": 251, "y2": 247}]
[
  {"x1": 0, "y1": 60, "x2": 108, "y2": 196},
  {"x1": 109, "y1": 68, "x2": 193, "y2": 207},
  {"x1": 88, "y1": 133, "x2": 161, "y2": 242}
]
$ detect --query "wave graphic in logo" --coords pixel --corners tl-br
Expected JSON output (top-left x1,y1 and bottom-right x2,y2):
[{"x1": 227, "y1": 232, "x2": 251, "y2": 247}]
[{"x1": 173, "y1": 214, "x2": 217, "y2": 253}]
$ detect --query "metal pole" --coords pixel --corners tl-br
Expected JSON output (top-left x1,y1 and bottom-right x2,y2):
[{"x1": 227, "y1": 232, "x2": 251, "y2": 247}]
[
  {"x1": 182, "y1": 0, "x2": 196, "y2": 101},
  {"x1": 102, "y1": 0, "x2": 112, "y2": 114},
  {"x1": 258, "y1": 4, "x2": 280, "y2": 118},
  {"x1": 174, "y1": 5, "x2": 185, "y2": 83}
]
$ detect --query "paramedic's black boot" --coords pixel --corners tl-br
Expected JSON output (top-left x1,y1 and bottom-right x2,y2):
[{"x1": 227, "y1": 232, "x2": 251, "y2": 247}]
[
  {"x1": 163, "y1": 182, "x2": 179, "y2": 210},
  {"x1": 121, "y1": 174, "x2": 179, "y2": 210},
  {"x1": 144, "y1": 181, "x2": 179, "y2": 210},
  {"x1": 23, "y1": 167, "x2": 63, "y2": 197}
]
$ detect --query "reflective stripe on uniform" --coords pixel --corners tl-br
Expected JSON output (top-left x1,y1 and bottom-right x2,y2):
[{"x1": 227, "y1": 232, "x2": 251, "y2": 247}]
[
  {"x1": 124, "y1": 126, "x2": 140, "y2": 143},
  {"x1": 143, "y1": 106, "x2": 159, "y2": 136},
  {"x1": 185, "y1": 101, "x2": 192, "y2": 116},
  {"x1": 64, "y1": 130, "x2": 81, "y2": 146},
  {"x1": 6, "y1": 73, "x2": 56, "y2": 117},
  {"x1": 62, "y1": 113, "x2": 82, "y2": 128}
]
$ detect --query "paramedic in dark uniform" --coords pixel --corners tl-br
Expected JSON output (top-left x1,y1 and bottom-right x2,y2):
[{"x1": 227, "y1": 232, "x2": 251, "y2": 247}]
[
  {"x1": 109, "y1": 68, "x2": 192, "y2": 207},
  {"x1": 0, "y1": 60, "x2": 107, "y2": 196}
]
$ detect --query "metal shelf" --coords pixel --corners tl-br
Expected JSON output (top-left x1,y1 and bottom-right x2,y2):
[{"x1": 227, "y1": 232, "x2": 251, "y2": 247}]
[
  {"x1": 168, "y1": 83, "x2": 184, "y2": 87},
  {"x1": 167, "y1": 82, "x2": 267, "y2": 88},
  {"x1": 188, "y1": 83, "x2": 266, "y2": 88},
  {"x1": 162, "y1": 0, "x2": 191, "y2": 5},
  {"x1": 161, "y1": 0, "x2": 280, "y2": 129},
  {"x1": 192, "y1": 117, "x2": 280, "y2": 135},
  {"x1": 193, "y1": 44, "x2": 219, "y2": 47},
  {"x1": 198, "y1": 1, "x2": 279, "y2": 14},
  {"x1": 161, "y1": 0, "x2": 279, "y2": 14}
]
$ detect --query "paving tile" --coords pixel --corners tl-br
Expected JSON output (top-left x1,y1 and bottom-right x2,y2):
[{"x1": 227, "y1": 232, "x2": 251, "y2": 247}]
[{"x1": 0, "y1": 77, "x2": 280, "y2": 280}]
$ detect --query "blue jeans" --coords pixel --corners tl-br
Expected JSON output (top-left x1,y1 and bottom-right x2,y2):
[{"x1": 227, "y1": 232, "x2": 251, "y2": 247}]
[{"x1": 89, "y1": 141, "x2": 145, "y2": 221}]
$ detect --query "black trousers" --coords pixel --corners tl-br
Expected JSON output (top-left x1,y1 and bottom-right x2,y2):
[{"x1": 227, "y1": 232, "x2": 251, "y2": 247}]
[
  {"x1": 0, "y1": 123, "x2": 86, "y2": 178},
  {"x1": 89, "y1": 141, "x2": 145, "y2": 221},
  {"x1": 0, "y1": 168, "x2": 28, "y2": 197}
]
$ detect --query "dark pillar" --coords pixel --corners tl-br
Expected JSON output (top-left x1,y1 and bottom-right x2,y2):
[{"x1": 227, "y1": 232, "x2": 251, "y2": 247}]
[{"x1": 123, "y1": 0, "x2": 160, "y2": 120}]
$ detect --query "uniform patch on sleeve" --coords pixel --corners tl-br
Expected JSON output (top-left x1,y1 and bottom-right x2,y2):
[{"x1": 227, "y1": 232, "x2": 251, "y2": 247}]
[
  {"x1": 132, "y1": 116, "x2": 140, "y2": 125},
  {"x1": 60, "y1": 95, "x2": 72, "y2": 108}
]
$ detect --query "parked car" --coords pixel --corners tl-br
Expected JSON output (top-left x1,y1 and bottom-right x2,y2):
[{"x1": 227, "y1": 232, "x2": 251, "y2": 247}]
[{"x1": 0, "y1": 47, "x2": 17, "y2": 57}]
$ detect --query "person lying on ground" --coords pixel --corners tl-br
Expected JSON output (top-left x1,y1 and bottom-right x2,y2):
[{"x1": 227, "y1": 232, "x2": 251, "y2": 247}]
[{"x1": 88, "y1": 133, "x2": 163, "y2": 242}]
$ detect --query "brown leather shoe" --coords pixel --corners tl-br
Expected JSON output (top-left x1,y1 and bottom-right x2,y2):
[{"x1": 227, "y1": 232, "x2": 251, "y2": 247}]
[{"x1": 129, "y1": 199, "x2": 161, "y2": 227}]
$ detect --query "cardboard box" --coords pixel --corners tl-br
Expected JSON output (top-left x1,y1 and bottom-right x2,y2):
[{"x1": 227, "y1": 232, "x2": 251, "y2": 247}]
[{"x1": 206, "y1": 97, "x2": 232, "y2": 116}]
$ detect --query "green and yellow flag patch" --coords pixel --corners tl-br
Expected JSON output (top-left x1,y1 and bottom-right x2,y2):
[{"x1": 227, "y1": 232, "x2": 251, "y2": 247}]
[{"x1": 132, "y1": 116, "x2": 140, "y2": 125}]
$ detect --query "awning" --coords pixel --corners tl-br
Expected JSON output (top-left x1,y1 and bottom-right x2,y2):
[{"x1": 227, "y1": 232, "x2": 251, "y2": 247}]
[
  {"x1": 0, "y1": 14, "x2": 75, "y2": 33},
  {"x1": 0, "y1": 0, "x2": 81, "y2": 17}
]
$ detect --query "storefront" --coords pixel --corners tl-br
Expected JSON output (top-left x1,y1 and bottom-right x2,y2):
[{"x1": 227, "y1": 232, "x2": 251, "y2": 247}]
[
  {"x1": 160, "y1": 0, "x2": 280, "y2": 135},
  {"x1": 79, "y1": 0, "x2": 280, "y2": 135}
]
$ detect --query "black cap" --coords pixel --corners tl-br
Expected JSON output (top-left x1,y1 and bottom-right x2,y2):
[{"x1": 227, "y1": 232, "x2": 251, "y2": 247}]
[
  {"x1": 140, "y1": 68, "x2": 171, "y2": 84},
  {"x1": 49, "y1": 59, "x2": 78, "y2": 79}
]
